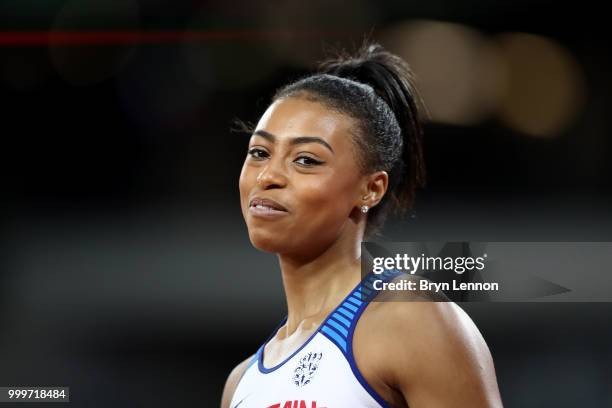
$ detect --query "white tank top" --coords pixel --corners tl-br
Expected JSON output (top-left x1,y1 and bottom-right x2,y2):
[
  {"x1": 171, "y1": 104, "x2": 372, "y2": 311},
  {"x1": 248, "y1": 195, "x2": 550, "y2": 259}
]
[{"x1": 229, "y1": 269, "x2": 401, "y2": 408}]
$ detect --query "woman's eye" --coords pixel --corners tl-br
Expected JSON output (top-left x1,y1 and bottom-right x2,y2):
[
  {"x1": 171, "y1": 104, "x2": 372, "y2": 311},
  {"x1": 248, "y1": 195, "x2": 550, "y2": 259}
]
[
  {"x1": 247, "y1": 148, "x2": 268, "y2": 160},
  {"x1": 295, "y1": 155, "x2": 323, "y2": 166}
]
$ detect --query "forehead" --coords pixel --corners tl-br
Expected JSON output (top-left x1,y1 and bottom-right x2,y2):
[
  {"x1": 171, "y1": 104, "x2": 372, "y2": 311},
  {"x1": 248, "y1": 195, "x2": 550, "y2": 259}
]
[{"x1": 254, "y1": 96, "x2": 356, "y2": 149}]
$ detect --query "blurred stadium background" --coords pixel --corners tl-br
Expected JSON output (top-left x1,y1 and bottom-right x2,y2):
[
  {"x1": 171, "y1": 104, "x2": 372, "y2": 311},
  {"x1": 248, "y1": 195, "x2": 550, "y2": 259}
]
[{"x1": 2, "y1": 0, "x2": 611, "y2": 406}]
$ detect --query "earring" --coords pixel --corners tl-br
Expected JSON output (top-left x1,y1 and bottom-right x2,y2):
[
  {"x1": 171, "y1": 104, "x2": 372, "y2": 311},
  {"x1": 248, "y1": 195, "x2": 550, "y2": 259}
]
[{"x1": 361, "y1": 205, "x2": 369, "y2": 213}]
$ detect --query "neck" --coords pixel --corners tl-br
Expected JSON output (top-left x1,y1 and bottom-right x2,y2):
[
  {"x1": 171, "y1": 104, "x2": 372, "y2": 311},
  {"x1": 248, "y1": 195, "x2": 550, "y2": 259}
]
[{"x1": 276, "y1": 228, "x2": 363, "y2": 338}]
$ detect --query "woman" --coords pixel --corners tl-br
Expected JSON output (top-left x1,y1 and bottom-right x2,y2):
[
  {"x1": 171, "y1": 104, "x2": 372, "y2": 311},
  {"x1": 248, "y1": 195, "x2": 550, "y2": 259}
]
[{"x1": 221, "y1": 42, "x2": 503, "y2": 407}]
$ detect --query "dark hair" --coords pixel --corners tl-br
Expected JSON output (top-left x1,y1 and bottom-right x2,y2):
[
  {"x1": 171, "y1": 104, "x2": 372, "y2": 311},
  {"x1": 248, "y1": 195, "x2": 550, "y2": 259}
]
[{"x1": 272, "y1": 41, "x2": 426, "y2": 239}]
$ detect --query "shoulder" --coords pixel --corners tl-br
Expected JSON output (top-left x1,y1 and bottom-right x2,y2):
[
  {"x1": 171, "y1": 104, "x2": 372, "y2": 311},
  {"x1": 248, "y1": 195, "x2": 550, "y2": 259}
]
[
  {"x1": 220, "y1": 354, "x2": 255, "y2": 408},
  {"x1": 355, "y1": 285, "x2": 503, "y2": 406}
]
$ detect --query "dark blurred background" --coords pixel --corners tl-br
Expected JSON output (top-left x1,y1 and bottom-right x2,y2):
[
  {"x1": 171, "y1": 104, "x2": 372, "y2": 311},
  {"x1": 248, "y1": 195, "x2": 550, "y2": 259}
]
[{"x1": 2, "y1": 0, "x2": 611, "y2": 406}]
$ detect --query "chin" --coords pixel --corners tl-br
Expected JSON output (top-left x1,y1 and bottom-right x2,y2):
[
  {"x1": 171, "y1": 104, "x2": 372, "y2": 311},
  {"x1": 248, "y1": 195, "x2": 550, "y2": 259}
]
[{"x1": 248, "y1": 229, "x2": 287, "y2": 253}]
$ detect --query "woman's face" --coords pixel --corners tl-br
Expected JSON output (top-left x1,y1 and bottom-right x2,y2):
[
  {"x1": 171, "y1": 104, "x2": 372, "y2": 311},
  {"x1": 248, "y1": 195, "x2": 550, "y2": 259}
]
[{"x1": 239, "y1": 96, "x2": 366, "y2": 256}]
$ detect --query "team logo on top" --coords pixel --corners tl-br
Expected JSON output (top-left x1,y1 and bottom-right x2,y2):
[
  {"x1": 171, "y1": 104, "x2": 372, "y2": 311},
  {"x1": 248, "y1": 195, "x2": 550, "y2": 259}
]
[{"x1": 292, "y1": 351, "x2": 323, "y2": 387}]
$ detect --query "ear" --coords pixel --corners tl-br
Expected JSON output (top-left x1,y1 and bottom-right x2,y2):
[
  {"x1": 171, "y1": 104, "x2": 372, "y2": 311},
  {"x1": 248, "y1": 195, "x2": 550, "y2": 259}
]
[{"x1": 359, "y1": 170, "x2": 388, "y2": 210}]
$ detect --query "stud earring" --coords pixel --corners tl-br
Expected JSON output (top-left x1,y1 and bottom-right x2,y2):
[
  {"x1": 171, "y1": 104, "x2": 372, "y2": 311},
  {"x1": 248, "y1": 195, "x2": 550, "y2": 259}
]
[{"x1": 361, "y1": 205, "x2": 369, "y2": 213}]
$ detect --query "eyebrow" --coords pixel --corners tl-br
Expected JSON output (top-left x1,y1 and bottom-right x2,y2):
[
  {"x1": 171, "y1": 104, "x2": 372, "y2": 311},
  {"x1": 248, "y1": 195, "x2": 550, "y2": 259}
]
[{"x1": 252, "y1": 129, "x2": 334, "y2": 153}]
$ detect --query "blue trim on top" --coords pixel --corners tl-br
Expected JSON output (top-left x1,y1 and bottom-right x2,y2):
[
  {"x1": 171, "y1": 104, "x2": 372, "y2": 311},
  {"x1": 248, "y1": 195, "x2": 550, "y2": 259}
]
[
  {"x1": 321, "y1": 325, "x2": 347, "y2": 352},
  {"x1": 254, "y1": 267, "x2": 404, "y2": 408},
  {"x1": 326, "y1": 317, "x2": 349, "y2": 337},
  {"x1": 331, "y1": 312, "x2": 351, "y2": 328},
  {"x1": 347, "y1": 295, "x2": 363, "y2": 306},
  {"x1": 256, "y1": 274, "x2": 365, "y2": 374},
  {"x1": 256, "y1": 315, "x2": 289, "y2": 373},
  {"x1": 337, "y1": 306, "x2": 355, "y2": 320},
  {"x1": 342, "y1": 302, "x2": 359, "y2": 313},
  {"x1": 318, "y1": 268, "x2": 403, "y2": 408}
]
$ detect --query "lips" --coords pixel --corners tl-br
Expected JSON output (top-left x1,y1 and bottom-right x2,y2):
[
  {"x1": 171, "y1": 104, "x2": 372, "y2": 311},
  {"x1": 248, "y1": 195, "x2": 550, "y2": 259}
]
[{"x1": 249, "y1": 197, "x2": 288, "y2": 212}]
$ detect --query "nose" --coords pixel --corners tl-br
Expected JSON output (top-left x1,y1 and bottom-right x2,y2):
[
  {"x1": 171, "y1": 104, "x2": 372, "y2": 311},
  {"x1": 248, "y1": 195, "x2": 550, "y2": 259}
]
[{"x1": 256, "y1": 158, "x2": 287, "y2": 189}]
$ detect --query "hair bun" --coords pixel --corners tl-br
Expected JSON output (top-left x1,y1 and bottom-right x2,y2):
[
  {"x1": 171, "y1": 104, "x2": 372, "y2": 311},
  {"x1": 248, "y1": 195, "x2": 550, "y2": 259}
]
[{"x1": 317, "y1": 43, "x2": 401, "y2": 108}]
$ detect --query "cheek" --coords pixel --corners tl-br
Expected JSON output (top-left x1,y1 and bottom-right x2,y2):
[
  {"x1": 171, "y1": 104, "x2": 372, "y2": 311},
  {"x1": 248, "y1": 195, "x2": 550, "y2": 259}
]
[{"x1": 295, "y1": 176, "x2": 355, "y2": 226}]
